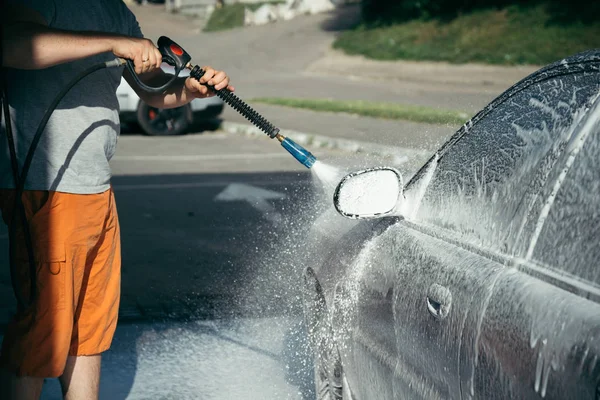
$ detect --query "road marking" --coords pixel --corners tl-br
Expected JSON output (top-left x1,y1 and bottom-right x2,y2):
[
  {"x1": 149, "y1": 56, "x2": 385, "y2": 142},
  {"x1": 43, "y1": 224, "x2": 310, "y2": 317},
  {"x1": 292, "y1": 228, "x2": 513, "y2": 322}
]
[
  {"x1": 112, "y1": 153, "x2": 290, "y2": 161},
  {"x1": 112, "y1": 180, "x2": 306, "y2": 191},
  {"x1": 214, "y1": 183, "x2": 286, "y2": 225}
]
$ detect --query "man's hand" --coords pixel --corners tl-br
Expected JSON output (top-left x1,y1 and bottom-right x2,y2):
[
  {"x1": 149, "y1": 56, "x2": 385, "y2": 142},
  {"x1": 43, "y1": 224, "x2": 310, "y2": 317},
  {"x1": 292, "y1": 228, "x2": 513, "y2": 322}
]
[
  {"x1": 126, "y1": 65, "x2": 235, "y2": 109},
  {"x1": 110, "y1": 36, "x2": 162, "y2": 75},
  {"x1": 184, "y1": 66, "x2": 234, "y2": 98}
]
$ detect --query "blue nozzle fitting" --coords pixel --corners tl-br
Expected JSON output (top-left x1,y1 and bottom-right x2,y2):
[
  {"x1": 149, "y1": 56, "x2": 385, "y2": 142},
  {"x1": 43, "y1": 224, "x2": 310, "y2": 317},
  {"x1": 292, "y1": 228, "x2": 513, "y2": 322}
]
[{"x1": 279, "y1": 136, "x2": 316, "y2": 168}]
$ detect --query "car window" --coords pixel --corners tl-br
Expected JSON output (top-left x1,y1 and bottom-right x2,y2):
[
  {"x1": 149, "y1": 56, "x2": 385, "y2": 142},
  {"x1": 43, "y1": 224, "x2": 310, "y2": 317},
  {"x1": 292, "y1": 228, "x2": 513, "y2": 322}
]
[
  {"x1": 529, "y1": 103, "x2": 600, "y2": 286},
  {"x1": 414, "y1": 70, "x2": 600, "y2": 257}
]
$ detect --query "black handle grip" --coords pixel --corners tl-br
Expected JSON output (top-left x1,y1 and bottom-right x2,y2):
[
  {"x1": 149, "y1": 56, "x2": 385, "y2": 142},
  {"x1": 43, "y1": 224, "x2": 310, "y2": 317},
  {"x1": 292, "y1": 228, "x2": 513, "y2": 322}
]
[
  {"x1": 157, "y1": 36, "x2": 192, "y2": 70},
  {"x1": 126, "y1": 36, "x2": 191, "y2": 93}
]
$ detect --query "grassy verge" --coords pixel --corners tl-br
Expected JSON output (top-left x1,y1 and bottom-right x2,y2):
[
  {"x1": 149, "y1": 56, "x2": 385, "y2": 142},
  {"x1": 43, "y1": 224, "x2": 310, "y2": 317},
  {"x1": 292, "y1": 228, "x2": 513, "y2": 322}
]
[
  {"x1": 203, "y1": 4, "x2": 245, "y2": 32},
  {"x1": 334, "y1": 4, "x2": 600, "y2": 65},
  {"x1": 204, "y1": 2, "x2": 283, "y2": 32},
  {"x1": 251, "y1": 97, "x2": 469, "y2": 125}
]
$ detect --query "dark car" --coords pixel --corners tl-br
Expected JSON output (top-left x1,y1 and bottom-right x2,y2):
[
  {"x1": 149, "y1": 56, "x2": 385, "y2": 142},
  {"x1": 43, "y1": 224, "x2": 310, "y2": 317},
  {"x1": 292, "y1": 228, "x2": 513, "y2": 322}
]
[{"x1": 302, "y1": 49, "x2": 600, "y2": 399}]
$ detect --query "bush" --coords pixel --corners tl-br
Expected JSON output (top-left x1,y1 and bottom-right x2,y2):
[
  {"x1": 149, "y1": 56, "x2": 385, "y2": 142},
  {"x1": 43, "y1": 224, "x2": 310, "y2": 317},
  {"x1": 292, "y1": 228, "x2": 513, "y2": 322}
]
[
  {"x1": 361, "y1": 0, "x2": 599, "y2": 25},
  {"x1": 361, "y1": 0, "x2": 517, "y2": 23}
]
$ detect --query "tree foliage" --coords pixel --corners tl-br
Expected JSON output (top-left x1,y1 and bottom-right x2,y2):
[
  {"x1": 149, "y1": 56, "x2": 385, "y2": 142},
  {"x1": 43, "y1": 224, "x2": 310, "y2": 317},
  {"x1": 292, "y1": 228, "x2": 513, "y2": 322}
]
[{"x1": 361, "y1": 0, "x2": 599, "y2": 25}]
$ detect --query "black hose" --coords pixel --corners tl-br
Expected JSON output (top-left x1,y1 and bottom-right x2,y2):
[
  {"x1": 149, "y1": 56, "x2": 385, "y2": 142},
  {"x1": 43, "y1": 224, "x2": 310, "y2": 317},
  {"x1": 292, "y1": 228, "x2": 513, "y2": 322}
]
[
  {"x1": 3, "y1": 61, "x2": 111, "y2": 311},
  {"x1": 125, "y1": 59, "x2": 181, "y2": 94},
  {"x1": 2, "y1": 76, "x2": 35, "y2": 312},
  {"x1": 17, "y1": 62, "x2": 108, "y2": 195}
]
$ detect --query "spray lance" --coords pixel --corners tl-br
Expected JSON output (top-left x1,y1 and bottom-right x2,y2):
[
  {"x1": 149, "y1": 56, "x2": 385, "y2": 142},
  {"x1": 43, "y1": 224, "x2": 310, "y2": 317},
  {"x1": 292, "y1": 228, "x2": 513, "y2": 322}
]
[{"x1": 127, "y1": 36, "x2": 317, "y2": 169}]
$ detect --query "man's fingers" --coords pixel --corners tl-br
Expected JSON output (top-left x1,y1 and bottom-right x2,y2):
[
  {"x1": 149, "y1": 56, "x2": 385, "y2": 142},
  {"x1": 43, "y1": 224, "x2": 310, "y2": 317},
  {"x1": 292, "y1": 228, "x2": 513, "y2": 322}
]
[
  {"x1": 141, "y1": 54, "x2": 150, "y2": 73},
  {"x1": 207, "y1": 71, "x2": 225, "y2": 86},
  {"x1": 194, "y1": 82, "x2": 209, "y2": 96},
  {"x1": 134, "y1": 55, "x2": 144, "y2": 75},
  {"x1": 186, "y1": 78, "x2": 209, "y2": 96},
  {"x1": 142, "y1": 50, "x2": 154, "y2": 73},
  {"x1": 147, "y1": 47, "x2": 162, "y2": 71},
  {"x1": 154, "y1": 48, "x2": 162, "y2": 69},
  {"x1": 199, "y1": 66, "x2": 215, "y2": 84},
  {"x1": 146, "y1": 50, "x2": 157, "y2": 73},
  {"x1": 209, "y1": 71, "x2": 229, "y2": 90},
  {"x1": 137, "y1": 40, "x2": 161, "y2": 73},
  {"x1": 186, "y1": 68, "x2": 230, "y2": 98}
]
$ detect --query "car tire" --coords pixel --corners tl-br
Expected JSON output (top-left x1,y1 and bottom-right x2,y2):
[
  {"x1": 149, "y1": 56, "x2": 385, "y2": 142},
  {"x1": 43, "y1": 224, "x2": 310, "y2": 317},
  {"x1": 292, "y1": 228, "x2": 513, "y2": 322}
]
[
  {"x1": 136, "y1": 102, "x2": 191, "y2": 136},
  {"x1": 303, "y1": 267, "x2": 344, "y2": 400}
]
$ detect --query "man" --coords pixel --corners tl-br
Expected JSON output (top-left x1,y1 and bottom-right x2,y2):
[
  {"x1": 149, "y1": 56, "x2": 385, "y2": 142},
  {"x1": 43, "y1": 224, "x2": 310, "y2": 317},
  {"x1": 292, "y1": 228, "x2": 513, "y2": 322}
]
[{"x1": 0, "y1": 1, "x2": 233, "y2": 398}]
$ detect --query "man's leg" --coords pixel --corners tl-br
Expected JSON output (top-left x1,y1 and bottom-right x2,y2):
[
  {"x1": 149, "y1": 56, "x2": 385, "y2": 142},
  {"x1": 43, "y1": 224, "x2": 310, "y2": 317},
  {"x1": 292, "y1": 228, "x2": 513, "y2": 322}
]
[
  {"x1": 58, "y1": 355, "x2": 101, "y2": 400},
  {"x1": 0, "y1": 369, "x2": 44, "y2": 400},
  {"x1": 0, "y1": 190, "x2": 74, "y2": 398},
  {"x1": 60, "y1": 188, "x2": 120, "y2": 400}
]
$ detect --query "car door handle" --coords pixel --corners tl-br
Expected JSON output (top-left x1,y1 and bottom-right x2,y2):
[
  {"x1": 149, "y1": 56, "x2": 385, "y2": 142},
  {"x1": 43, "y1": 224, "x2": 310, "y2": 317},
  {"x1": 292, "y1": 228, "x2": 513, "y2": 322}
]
[{"x1": 426, "y1": 283, "x2": 452, "y2": 320}]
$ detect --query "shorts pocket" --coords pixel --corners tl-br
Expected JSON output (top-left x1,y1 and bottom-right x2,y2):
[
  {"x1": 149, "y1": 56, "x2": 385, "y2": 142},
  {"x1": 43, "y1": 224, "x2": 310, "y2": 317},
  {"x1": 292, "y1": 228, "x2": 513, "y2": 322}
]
[
  {"x1": 16, "y1": 242, "x2": 68, "y2": 312},
  {"x1": 36, "y1": 242, "x2": 67, "y2": 312},
  {"x1": 9, "y1": 192, "x2": 69, "y2": 312},
  {"x1": 34, "y1": 241, "x2": 66, "y2": 264}
]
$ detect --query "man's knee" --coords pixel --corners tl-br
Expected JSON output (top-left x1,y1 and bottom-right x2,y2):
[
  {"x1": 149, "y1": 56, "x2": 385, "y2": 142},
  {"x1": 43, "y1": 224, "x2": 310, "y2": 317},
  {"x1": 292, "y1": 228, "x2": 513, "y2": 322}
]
[{"x1": 59, "y1": 355, "x2": 101, "y2": 400}]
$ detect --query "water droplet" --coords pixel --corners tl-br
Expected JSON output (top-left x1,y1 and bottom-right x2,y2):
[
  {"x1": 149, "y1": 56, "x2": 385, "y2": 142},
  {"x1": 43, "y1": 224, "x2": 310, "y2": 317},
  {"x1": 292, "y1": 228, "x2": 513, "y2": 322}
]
[
  {"x1": 535, "y1": 351, "x2": 543, "y2": 393},
  {"x1": 541, "y1": 356, "x2": 552, "y2": 398}
]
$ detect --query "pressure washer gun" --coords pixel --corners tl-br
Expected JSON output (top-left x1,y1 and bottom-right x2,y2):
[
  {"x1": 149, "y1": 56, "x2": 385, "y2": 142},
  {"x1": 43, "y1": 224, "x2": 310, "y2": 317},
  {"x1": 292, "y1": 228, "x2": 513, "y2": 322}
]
[{"x1": 123, "y1": 36, "x2": 316, "y2": 169}]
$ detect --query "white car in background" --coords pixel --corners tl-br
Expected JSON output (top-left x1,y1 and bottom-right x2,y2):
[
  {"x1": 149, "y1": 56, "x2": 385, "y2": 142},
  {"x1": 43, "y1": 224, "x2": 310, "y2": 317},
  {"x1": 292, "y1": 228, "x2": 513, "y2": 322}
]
[{"x1": 117, "y1": 67, "x2": 224, "y2": 136}]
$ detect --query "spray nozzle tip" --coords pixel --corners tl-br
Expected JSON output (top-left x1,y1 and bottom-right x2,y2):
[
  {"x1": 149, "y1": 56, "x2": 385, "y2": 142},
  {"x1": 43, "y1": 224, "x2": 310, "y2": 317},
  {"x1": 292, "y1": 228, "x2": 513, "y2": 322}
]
[
  {"x1": 303, "y1": 154, "x2": 317, "y2": 169},
  {"x1": 280, "y1": 137, "x2": 317, "y2": 169}
]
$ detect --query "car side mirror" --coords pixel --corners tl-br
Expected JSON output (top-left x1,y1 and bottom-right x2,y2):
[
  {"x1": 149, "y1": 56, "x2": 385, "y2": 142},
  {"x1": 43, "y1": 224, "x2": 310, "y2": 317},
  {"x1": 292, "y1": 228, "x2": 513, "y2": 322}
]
[{"x1": 334, "y1": 167, "x2": 403, "y2": 219}]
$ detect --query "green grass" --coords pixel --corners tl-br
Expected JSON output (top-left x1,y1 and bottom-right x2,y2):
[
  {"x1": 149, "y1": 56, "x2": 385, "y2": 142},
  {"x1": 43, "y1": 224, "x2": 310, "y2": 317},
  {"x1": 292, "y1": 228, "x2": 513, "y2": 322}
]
[
  {"x1": 334, "y1": 4, "x2": 600, "y2": 65},
  {"x1": 251, "y1": 97, "x2": 470, "y2": 125},
  {"x1": 203, "y1": 4, "x2": 245, "y2": 32},
  {"x1": 203, "y1": 2, "x2": 284, "y2": 32}
]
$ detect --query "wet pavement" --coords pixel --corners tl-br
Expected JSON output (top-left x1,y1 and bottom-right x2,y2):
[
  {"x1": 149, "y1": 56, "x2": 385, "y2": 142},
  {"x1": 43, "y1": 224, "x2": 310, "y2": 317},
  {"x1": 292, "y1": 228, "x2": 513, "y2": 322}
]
[{"x1": 38, "y1": 317, "x2": 313, "y2": 400}]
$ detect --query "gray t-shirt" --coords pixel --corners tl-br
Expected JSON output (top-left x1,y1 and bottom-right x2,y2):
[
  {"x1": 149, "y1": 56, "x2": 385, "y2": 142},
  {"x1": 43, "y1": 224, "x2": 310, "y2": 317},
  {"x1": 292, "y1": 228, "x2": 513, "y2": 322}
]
[{"x1": 0, "y1": 0, "x2": 143, "y2": 193}]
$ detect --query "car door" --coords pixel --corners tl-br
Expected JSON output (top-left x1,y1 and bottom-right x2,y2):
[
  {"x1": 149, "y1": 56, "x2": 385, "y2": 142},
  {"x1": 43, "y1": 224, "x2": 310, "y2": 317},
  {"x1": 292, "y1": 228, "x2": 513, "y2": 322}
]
[
  {"x1": 327, "y1": 51, "x2": 600, "y2": 400},
  {"x1": 386, "y1": 51, "x2": 600, "y2": 399},
  {"x1": 471, "y1": 87, "x2": 600, "y2": 399}
]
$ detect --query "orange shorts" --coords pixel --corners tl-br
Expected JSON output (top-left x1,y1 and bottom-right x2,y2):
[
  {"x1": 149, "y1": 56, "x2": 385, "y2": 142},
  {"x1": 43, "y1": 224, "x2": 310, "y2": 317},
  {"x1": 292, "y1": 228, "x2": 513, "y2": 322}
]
[{"x1": 0, "y1": 188, "x2": 121, "y2": 377}]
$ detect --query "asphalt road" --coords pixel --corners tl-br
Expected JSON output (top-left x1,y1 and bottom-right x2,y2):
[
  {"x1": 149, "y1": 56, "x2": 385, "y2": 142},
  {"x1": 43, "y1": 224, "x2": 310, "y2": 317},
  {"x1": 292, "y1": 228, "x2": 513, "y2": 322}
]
[
  {"x1": 111, "y1": 126, "x2": 424, "y2": 320},
  {"x1": 40, "y1": 317, "x2": 314, "y2": 400}
]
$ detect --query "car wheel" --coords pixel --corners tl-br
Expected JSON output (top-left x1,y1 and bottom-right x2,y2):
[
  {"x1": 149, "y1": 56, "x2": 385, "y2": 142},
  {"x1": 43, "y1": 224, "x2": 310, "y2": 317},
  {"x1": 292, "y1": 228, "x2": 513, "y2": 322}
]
[
  {"x1": 303, "y1": 267, "x2": 344, "y2": 400},
  {"x1": 137, "y1": 102, "x2": 191, "y2": 136}
]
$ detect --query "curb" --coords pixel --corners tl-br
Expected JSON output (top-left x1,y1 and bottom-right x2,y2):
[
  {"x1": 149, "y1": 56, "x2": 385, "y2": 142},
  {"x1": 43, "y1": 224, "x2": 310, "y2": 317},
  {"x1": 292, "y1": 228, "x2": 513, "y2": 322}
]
[{"x1": 220, "y1": 121, "x2": 431, "y2": 162}]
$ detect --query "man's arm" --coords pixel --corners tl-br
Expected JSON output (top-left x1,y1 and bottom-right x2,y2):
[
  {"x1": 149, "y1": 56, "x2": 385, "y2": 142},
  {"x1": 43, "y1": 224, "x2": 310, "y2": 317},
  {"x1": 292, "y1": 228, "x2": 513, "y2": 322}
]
[
  {"x1": 124, "y1": 66, "x2": 234, "y2": 109},
  {"x1": 1, "y1": 3, "x2": 161, "y2": 73},
  {"x1": 3, "y1": 2, "x2": 234, "y2": 107}
]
